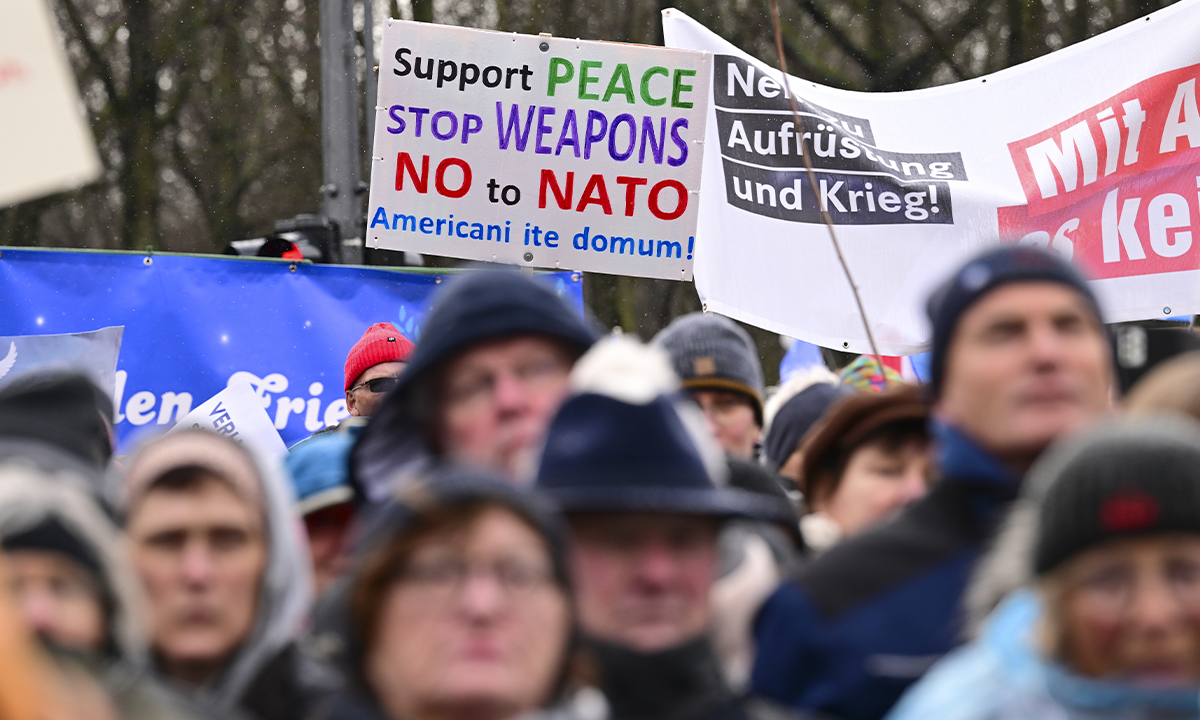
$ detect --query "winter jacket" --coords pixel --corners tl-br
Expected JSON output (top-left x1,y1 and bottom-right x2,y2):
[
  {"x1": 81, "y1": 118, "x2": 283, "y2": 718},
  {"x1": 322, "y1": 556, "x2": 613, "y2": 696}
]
[
  {"x1": 886, "y1": 589, "x2": 1200, "y2": 720},
  {"x1": 584, "y1": 635, "x2": 815, "y2": 720},
  {"x1": 751, "y1": 423, "x2": 1021, "y2": 720}
]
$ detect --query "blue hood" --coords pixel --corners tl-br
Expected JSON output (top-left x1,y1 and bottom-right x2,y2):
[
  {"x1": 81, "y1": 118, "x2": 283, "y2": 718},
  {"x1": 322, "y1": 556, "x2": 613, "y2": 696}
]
[{"x1": 988, "y1": 590, "x2": 1200, "y2": 716}]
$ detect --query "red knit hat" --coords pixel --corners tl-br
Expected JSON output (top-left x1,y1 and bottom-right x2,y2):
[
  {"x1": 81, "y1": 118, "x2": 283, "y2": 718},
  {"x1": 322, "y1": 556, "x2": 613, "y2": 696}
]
[{"x1": 344, "y1": 323, "x2": 415, "y2": 391}]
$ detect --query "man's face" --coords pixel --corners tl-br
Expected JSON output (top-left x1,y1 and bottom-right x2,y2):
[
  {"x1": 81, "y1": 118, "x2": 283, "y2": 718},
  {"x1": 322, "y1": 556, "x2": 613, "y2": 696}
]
[
  {"x1": 569, "y1": 513, "x2": 719, "y2": 653},
  {"x1": 6, "y1": 550, "x2": 106, "y2": 653},
  {"x1": 438, "y1": 336, "x2": 573, "y2": 481},
  {"x1": 126, "y1": 474, "x2": 267, "y2": 684},
  {"x1": 347, "y1": 361, "x2": 407, "y2": 417},
  {"x1": 935, "y1": 283, "x2": 1112, "y2": 470},
  {"x1": 690, "y1": 389, "x2": 760, "y2": 460},
  {"x1": 303, "y1": 502, "x2": 354, "y2": 596}
]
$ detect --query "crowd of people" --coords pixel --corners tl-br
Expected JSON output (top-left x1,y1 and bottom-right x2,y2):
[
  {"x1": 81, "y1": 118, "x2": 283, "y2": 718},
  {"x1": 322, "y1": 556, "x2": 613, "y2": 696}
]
[{"x1": 2, "y1": 244, "x2": 1200, "y2": 720}]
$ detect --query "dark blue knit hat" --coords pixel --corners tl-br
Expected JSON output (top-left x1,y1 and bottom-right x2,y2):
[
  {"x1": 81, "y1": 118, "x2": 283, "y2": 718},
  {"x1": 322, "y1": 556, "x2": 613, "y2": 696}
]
[
  {"x1": 536, "y1": 392, "x2": 789, "y2": 520},
  {"x1": 926, "y1": 245, "x2": 1101, "y2": 396},
  {"x1": 763, "y1": 382, "x2": 854, "y2": 471},
  {"x1": 352, "y1": 269, "x2": 600, "y2": 497},
  {"x1": 399, "y1": 269, "x2": 600, "y2": 392}
]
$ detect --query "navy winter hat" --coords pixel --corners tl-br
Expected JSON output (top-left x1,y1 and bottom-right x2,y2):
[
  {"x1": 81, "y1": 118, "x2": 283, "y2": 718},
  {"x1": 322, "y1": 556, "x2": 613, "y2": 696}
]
[
  {"x1": 400, "y1": 269, "x2": 600, "y2": 393},
  {"x1": 536, "y1": 392, "x2": 787, "y2": 520},
  {"x1": 926, "y1": 245, "x2": 1101, "y2": 396},
  {"x1": 1031, "y1": 417, "x2": 1200, "y2": 574},
  {"x1": 763, "y1": 383, "x2": 853, "y2": 471},
  {"x1": 352, "y1": 269, "x2": 600, "y2": 494}
]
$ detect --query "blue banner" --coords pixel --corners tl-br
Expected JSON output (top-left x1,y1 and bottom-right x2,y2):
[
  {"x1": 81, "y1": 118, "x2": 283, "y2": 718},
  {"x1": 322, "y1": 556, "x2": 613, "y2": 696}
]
[{"x1": 0, "y1": 249, "x2": 583, "y2": 450}]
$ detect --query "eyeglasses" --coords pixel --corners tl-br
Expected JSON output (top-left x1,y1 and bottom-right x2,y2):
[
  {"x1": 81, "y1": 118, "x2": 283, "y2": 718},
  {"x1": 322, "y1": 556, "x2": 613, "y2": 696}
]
[
  {"x1": 396, "y1": 556, "x2": 555, "y2": 600},
  {"x1": 349, "y1": 376, "x2": 401, "y2": 394},
  {"x1": 443, "y1": 357, "x2": 568, "y2": 409},
  {"x1": 1070, "y1": 556, "x2": 1200, "y2": 620}
]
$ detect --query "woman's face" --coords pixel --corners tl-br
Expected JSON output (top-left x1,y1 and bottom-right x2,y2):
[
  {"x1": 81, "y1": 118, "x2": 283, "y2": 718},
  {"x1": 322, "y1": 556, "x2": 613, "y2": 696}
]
[
  {"x1": 366, "y1": 507, "x2": 570, "y2": 720},
  {"x1": 815, "y1": 436, "x2": 930, "y2": 537},
  {"x1": 1056, "y1": 534, "x2": 1200, "y2": 684}
]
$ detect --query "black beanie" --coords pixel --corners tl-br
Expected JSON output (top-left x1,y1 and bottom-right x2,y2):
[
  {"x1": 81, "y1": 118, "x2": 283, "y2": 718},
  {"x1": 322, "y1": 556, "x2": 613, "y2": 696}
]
[
  {"x1": 2, "y1": 516, "x2": 105, "y2": 581},
  {"x1": 926, "y1": 245, "x2": 1101, "y2": 397},
  {"x1": 763, "y1": 383, "x2": 853, "y2": 471},
  {"x1": 1032, "y1": 417, "x2": 1200, "y2": 575},
  {"x1": 0, "y1": 372, "x2": 113, "y2": 468}
]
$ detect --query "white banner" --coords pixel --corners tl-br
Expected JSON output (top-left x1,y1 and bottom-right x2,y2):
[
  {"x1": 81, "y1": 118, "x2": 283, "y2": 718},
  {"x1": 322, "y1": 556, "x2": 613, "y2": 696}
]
[
  {"x1": 0, "y1": 0, "x2": 101, "y2": 207},
  {"x1": 664, "y1": 3, "x2": 1200, "y2": 354},
  {"x1": 0, "y1": 327, "x2": 123, "y2": 399},
  {"x1": 367, "y1": 21, "x2": 710, "y2": 280},
  {"x1": 172, "y1": 381, "x2": 288, "y2": 461}
]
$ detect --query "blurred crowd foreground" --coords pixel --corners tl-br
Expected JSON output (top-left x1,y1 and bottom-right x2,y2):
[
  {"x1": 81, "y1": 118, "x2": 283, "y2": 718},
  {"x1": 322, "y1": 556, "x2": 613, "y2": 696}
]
[{"x1": 4, "y1": 245, "x2": 1200, "y2": 720}]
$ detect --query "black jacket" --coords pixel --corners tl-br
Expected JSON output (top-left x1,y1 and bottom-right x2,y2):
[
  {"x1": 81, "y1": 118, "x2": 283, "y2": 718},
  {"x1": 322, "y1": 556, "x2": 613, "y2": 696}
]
[
  {"x1": 587, "y1": 636, "x2": 815, "y2": 720},
  {"x1": 239, "y1": 641, "x2": 342, "y2": 720}
]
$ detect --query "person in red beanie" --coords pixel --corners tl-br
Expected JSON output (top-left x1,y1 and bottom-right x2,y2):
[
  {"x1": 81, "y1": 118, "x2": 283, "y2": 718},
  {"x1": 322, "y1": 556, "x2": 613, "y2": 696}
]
[{"x1": 344, "y1": 323, "x2": 415, "y2": 418}]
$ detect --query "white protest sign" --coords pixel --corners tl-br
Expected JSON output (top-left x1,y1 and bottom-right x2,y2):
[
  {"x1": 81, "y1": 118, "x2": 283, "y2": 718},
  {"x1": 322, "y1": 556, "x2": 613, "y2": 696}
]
[
  {"x1": 367, "y1": 22, "x2": 710, "y2": 281},
  {"x1": 0, "y1": 327, "x2": 123, "y2": 400},
  {"x1": 0, "y1": 0, "x2": 101, "y2": 207},
  {"x1": 664, "y1": 3, "x2": 1200, "y2": 354},
  {"x1": 172, "y1": 381, "x2": 288, "y2": 461}
]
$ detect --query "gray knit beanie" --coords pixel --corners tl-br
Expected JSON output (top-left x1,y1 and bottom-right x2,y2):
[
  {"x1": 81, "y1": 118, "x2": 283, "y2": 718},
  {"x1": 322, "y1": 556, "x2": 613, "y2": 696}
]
[
  {"x1": 652, "y1": 312, "x2": 764, "y2": 424},
  {"x1": 1031, "y1": 416, "x2": 1200, "y2": 575}
]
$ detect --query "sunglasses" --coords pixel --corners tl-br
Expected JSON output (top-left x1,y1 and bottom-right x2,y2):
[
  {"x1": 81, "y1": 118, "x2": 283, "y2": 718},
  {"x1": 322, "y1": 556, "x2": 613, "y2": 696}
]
[{"x1": 349, "y1": 376, "x2": 401, "y2": 394}]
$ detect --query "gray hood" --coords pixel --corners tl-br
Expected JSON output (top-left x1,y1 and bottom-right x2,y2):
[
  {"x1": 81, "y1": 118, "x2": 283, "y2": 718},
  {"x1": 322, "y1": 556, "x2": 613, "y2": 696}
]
[{"x1": 117, "y1": 430, "x2": 313, "y2": 712}]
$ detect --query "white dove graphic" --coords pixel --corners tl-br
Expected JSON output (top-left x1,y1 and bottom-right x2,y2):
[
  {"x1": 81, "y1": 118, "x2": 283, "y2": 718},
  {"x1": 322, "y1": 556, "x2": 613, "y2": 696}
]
[{"x1": 0, "y1": 343, "x2": 15, "y2": 381}]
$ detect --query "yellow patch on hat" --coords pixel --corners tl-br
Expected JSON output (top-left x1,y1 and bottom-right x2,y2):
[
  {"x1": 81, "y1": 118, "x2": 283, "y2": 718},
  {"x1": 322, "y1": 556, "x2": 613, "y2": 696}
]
[{"x1": 693, "y1": 356, "x2": 716, "y2": 376}]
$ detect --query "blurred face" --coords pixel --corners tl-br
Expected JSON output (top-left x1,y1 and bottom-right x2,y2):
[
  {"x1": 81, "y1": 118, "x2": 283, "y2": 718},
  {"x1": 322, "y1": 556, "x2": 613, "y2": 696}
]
[
  {"x1": 569, "y1": 513, "x2": 719, "y2": 653},
  {"x1": 367, "y1": 508, "x2": 570, "y2": 720},
  {"x1": 6, "y1": 550, "x2": 106, "y2": 653},
  {"x1": 935, "y1": 283, "x2": 1111, "y2": 471},
  {"x1": 1054, "y1": 534, "x2": 1200, "y2": 684},
  {"x1": 347, "y1": 361, "x2": 406, "y2": 417},
  {"x1": 778, "y1": 449, "x2": 804, "y2": 486},
  {"x1": 127, "y1": 475, "x2": 267, "y2": 685},
  {"x1": 690, "y1": 390, "x2": 760, "y2": 460},
  {"x1": 812, "y1": 437, "x2": 931, "y2": 537},
  {"x1": 304, "y1": 502, "x2": 355, "y2": 596},
  {"x1": 438, "y1": 337, "x2": 573, "y2": 481}
]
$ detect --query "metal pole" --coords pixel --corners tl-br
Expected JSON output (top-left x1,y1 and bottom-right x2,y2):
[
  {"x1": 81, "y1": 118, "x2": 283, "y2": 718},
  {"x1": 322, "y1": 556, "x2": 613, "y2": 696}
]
[
  {"x1": 364, "y1": 0, "x2": 378, "y2": 145},
  {"x1": 320, "y1": 0, "x2": 363, "y2": 264}
]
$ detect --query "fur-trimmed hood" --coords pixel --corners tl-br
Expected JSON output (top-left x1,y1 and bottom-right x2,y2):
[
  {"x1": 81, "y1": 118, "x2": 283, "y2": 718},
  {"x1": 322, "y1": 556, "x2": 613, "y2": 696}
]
[{"x1": 0, "y1": 457, "x2": 147, "y2": 662}]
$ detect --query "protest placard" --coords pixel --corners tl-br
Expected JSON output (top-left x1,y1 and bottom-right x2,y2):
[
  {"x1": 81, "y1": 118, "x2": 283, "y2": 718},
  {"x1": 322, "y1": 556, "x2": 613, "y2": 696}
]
[
  {"x1": 664, "y1": 3, "x2": 1200, "y2": 354},
  {"x1": 0, "y1": 0, "x2": 101, "y2": 207},
  {"x1": 0, "y1": 327, "x2": 123, "y2": 399},
  {"x1": 172, "y1": 381, "x2": 288, "y2": 461},
  {"x1": 367, "y1": 22, "x2": 710, "y2": 281}
]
